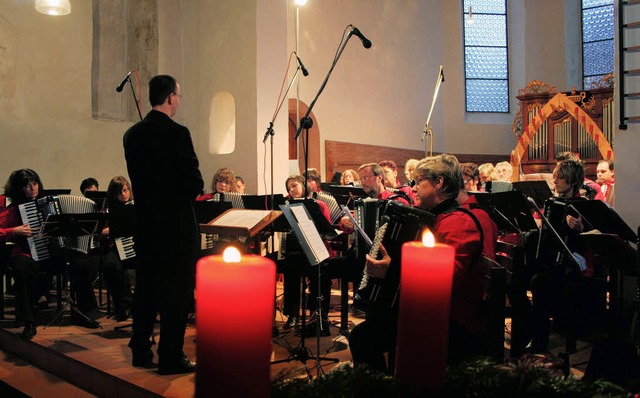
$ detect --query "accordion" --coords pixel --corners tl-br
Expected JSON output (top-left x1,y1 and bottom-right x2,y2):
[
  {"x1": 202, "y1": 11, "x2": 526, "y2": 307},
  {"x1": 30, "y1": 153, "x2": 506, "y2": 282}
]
[
  {"x1": 18, "y1": 194, "x2": 97, "y2": 261},
  {"x1": 313, "y1": 191, "x2": 343, "y2": 225},
  {"x1": 353, "y1": 200, "x2": 435, "y2": 312}
]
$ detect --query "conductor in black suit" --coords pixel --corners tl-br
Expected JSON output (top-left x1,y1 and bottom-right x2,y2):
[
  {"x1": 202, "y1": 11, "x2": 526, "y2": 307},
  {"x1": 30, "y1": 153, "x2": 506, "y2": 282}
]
[{"x1": 123, "y1": 75, "x2": 204, "y2": 375}]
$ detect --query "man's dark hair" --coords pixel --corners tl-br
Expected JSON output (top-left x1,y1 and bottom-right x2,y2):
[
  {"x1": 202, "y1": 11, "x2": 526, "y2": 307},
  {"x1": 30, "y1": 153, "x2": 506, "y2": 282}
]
[
  {"x1": 149, "y1": 75, "x2": 177, "y2": 107},
  {"x1": 80, "y1": 177, "x2": 99, "y2": 194},
  {"x1": 4, "y1": 169, "x2": 44, "y2": 204}
]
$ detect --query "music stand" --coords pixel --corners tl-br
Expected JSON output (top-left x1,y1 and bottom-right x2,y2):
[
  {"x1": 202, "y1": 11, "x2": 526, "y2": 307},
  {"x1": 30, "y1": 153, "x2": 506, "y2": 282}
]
[
  {"x1": 84, "y1": 191, "x2": 108, "y2": 212},
  {"x1": 241, "y1": 194, "x2": 286, "y2": 211},
  {"x1": 40, "y1": 212, "x2": 108, "y2": 330},
  {"x1": 271, "y1": 202, "x2": 339, "y2": 372},
  {"x1": 473, "y1": 191, "x2": 538, "y2": 233},
  {"x1": 512, "y1": 181, "x2": 554, "y2": 209},
  {"x1": 321, "y1": 185, "x2": 367, "y2": 209},
  {"x1": 568, "y1": 200, "x2": 637, "y2": 243}
]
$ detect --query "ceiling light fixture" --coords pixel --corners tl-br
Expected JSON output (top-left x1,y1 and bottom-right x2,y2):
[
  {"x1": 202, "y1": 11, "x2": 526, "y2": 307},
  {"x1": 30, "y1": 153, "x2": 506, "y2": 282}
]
[{"x1": 35, "y1": 0, "x2": 71, "y2": 16}]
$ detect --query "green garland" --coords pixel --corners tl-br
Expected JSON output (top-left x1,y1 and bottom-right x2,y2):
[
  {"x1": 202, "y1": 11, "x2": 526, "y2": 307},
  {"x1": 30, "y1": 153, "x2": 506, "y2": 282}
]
[{"x1": 271, "y1": 355, "x2": 628, "y2": 398}]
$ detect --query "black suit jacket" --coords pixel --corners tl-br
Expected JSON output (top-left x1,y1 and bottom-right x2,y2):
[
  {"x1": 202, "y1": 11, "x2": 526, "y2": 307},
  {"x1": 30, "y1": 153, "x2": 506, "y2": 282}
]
[{"x1": 123, "y1": 110, "x2": 204, "y2": 252}]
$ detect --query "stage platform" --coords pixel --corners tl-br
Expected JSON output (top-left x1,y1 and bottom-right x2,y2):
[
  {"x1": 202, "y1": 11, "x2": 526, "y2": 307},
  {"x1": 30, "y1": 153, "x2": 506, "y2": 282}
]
[
  {"x1": 0, "y1": 284, "x2": 357, "y2": 397},
  {"x1": 0, "y1": 282, "x2": 597, "y2": 397}
]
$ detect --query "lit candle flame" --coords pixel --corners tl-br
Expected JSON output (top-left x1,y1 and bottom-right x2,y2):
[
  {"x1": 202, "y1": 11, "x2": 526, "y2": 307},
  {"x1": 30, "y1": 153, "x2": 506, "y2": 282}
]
[
  {"x1": 422, "y1": 229, "x2": 435, "y2": 247},
  {"x1": 223, "y1": 246, "x2": 241, "y2": 263}
]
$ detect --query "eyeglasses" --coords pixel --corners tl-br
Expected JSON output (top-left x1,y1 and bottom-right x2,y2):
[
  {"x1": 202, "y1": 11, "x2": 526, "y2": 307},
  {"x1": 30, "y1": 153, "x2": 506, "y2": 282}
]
[
  {"x1": 216, "y1": 178, "x2": 231, "y2": 184},
  {"x1": 361, "y1": 175, "x2": 376, "y2": 181}
]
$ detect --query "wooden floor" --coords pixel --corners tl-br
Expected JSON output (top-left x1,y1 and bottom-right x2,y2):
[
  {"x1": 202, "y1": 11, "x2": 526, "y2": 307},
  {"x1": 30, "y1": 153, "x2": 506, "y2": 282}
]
[
  {"x1": 0, "y1": 281, "x2": 597, "y2": 397},
  {"x1": 0, "y1": 282, "x2": 360, "y2": 397}
]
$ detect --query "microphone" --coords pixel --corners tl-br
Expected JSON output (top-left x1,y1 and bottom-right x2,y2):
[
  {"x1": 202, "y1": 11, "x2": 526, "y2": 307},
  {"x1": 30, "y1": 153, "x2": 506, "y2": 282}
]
[
  {"x1": 294, "y1": 52, "x2": 309, "y2": 76},
  {"x1": 439, "y1": 65, "x2": 445, "y2": 82},
  {"x1": 350, "y1": 26, "x2": 372, "y2": 49},
  {"x1": 115, "y1": 70, "x2": 133, "y2": 92}
]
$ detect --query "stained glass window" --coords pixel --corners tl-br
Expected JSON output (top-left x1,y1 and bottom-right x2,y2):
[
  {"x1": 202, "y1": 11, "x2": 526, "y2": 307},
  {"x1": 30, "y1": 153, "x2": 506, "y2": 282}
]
[
  {"x1": 582, "y1": 0, "x2": 614, "y2": 88},
  {"x1": 462, "y1": 0, "x2": 509, "y2": 113}
]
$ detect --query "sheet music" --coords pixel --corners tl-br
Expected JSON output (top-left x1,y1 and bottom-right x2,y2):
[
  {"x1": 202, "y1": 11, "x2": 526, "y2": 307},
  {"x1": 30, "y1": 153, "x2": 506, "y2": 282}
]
[
  {"x1": 211, "y1": 210, "x2": 272, "y2": 229},
  {"x1": 290, "y1": 205, "x2": 330, "y2": 263}
]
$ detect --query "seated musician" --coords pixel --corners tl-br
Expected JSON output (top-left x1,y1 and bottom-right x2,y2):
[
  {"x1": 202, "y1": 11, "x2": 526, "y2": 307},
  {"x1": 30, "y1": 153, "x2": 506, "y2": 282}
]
[
  {"x1": 96, "y1": 176, "x2": 135, "y2": 322},
  {"x1": 80, "y1": 177, "x2": 99, "y2": 196},
  {"x1": 526, "y1": 159, "x2": 601, "y2": 353},
  {"x1": 457, "y1": 163, "x2": 498, "y2": 259},
  {"x1": 555, "y1": 152, "x2": 602, "y2": 200},
  {"x1": 404, "y1": 158, "x2": 419, "y2": 182},
  {"x1": 349, "y1": 154, "x2": 489, "y2": 372},
  {"x1": 340, "y1": 169, "x2": 360, "y2": 186},
  {"x1": 341, "y1": 163, "x2": 410, "y2": 234},
  {"x1": 478, "y1": 163, "x2": 497, "y2": 192},
  {"x1": 379, "y1": 160, "x2": 415, "y2": 203},
  {"x1": 196, "y1": 167, "x2": 237, "y2": 201},
  {"x1": 495, "y1": 161, "x2": 513, "y2": 182},
  {"x1": 0, "y1": 169, "x2": 58, "y2": 339},
  {"x1": 279, "y1": 175, "x2": 333, "y2": 333},
  {"x1": 302, "y1": 168, "x2": 323, "y2": 193},
  {"x1": 596, "y1": 159, "x2": 615, "y2": 207},
  {"x1": 235, "y1": 176, "x2": 246, "y2": 194}
]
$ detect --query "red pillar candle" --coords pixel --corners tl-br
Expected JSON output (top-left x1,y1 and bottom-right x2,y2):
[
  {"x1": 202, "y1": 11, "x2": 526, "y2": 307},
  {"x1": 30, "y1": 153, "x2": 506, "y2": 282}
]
[
  {"x1": 395, "y1": 230, "x2": 455, "y2": 393},
  {"x1": 196, "y1": 247, "x2": 276, "y2": 397}
]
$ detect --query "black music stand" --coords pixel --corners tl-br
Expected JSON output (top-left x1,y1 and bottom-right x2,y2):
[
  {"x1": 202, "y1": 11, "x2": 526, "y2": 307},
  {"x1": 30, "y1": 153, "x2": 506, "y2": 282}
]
[
  {"x1": 43, "y1": 189, "x2": 72, "y2": 196},
  {"x1": 512, "y1": 181, "x2": 554, "y2": 209},
  {"x1": 570, "y1": 201, "x2": 638, "y2": 339},
  {"x1": 320, "y1": 184, "x2": 367, "y2": 209},
  {"x1": 241, "y1": 194, "x2": 286, "y2": 211},
  {"x1": 40, "y1": 213, "x2": 108, "y2": 330},
  {"x1": 84, "y1": 191, "x2": 108, "y2": 212},
  {"x1": 271, "y1": 202, "x2": 339, "y2": 373},
  {"x1": 473, "y1": 191, "x2": 538, "y2": 233}
]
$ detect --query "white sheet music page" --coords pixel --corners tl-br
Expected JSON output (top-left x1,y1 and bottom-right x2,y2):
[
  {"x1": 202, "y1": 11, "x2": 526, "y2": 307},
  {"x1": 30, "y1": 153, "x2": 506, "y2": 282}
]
[
  {"x1": 212, "y1": 210, "x2": 272, "y2": 229},
  {"x1": 290, "y1": 205, "x2": 330, "y2": 263}
]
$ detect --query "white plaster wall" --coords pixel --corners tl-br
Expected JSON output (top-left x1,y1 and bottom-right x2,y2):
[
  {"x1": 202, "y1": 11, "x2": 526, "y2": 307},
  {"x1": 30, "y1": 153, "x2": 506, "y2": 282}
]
[{"x1": 0, "y1": 1, "x2": 131, "y2": 194}]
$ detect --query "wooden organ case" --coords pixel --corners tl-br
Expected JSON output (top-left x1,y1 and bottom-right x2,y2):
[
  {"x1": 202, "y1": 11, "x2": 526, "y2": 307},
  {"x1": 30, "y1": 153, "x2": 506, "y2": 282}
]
[{"x1": 511, "y1": 80, "x2": 614, "y2": 180}]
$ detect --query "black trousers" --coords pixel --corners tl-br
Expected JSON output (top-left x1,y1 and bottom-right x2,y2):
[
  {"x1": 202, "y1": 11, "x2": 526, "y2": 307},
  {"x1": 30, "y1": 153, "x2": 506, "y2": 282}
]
[
  {"x1": 7, "y1": 255, "x2": 39, "y2": 323},
  {"x1": 129, "y1": 248, "x2": 196, "y2": 367}
]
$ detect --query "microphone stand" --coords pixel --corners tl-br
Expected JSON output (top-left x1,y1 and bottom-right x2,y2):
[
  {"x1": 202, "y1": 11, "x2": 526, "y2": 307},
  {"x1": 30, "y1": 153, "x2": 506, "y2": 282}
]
[
  {"x1": 263, "y1": 67, "x2": 303, "y2": 211},
  {"x1": 294, "y1": 28, "x2": 357, "y2": 196},
  {"x1": 421, "y1": 66, "x2": 445, "y2": 158},
  {"x1": 122, "y1": 76, "x2": 143, "y2": 121}
]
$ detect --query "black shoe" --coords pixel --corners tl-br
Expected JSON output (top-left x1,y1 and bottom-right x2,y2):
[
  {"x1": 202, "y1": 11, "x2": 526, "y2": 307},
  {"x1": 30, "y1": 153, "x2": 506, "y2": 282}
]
[
  {"x1": 21, "y1": 322, "x2": 37, "y2": 340},
  {"x1": 272, "y1": 325, "x2": 280, "y2": 338},
  {"x1": 36, "y1": 296, "x2": 49, "y2": 310},
  {"x1": 283, "y1": 315, "x2": 298, "y2": 330},
  {"x1": 158, "y1": 356, "x2": 196, "y2": 375},
  {"x1": 132, "y1": 349, "x2": 155, "y2": 368},
  {"x1": 115, "y1": 308, "x2": 132, "y2": 322},
  {"x1": 301, "y1": 319, "x2": 331, "y2": 337}
]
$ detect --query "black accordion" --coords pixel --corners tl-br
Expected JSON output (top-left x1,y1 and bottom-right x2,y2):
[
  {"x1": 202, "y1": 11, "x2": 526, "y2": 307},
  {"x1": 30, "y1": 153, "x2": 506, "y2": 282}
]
[{"x1": 353, "y1": 200, "x2": 435, "y2": 312}]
